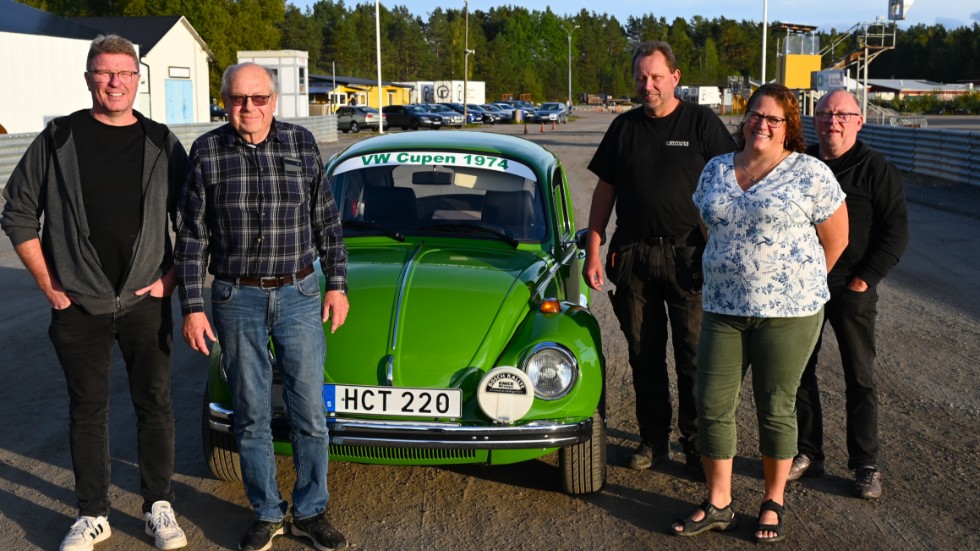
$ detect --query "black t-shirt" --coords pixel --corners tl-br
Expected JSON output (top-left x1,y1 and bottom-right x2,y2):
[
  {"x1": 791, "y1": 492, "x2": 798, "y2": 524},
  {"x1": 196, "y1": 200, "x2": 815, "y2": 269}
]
[
  {"x1": 588, "y1": 101, "x2": 736, "y2": 239},
  {"x1": 71, "y1": 110, "x2": 144, "y2": 293}
]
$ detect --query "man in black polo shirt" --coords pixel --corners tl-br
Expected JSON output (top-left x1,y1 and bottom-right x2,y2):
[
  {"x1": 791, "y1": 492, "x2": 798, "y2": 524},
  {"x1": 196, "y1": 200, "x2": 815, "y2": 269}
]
[
  {"x1": 1, "y1": 34, "x2": 188, "y2": 550},
  {"x1": 585, "y1": 41, "x2": 735, "y2": 472}
]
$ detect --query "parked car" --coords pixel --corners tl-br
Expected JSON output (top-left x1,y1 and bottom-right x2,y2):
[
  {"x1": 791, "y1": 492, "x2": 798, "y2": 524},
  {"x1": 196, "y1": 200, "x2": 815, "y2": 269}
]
[
  {"x1": 502, "y1": 99, "x2": 537, "y2": 122},
  {"x1": 382, "y1": 104, "x2": 443, "y2": 130},
  {"x1": 202, "y1": 130, "x2": 607, "y2": 495},
  {"x1": 336, "y1": 105, "x2": 388, "y2": 133},
  {"x1": 535, "y1": 102, "x2": 569, "y2": 124},
  {"x1": 439, "y1": 102, "x2": 482, "y2": 124},
  {"x1": 467, "y1": 104, "x2": 500, "y2": 124},
  {"x1": 209, "y1": 103, "x2": 227, "y2": 122},
  {"x1": 484, "y1": 103, "x2": 513, "y2": 122},
  {"x1": 417, "y1": 103, "x2": 465, "y2": 128}
]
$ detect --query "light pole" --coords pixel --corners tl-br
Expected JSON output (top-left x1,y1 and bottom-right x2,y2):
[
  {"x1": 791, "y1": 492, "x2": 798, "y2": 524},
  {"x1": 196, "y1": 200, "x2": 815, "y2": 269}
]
[
  {"x1": 463, "y1": 0, "x2": 469, "y2": 124},
  {"x1": 375, "y1": 0, "x2": 384, "y2": 133},
  {"x1": 561, "y1": 24, "x2": 579, "y2": 109}
]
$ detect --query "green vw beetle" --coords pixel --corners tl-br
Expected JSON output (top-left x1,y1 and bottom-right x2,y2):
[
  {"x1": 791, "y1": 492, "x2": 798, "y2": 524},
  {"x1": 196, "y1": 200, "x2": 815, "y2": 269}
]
[{"x1": 203, "y1": 131, "x2": 606, "y2": 494}]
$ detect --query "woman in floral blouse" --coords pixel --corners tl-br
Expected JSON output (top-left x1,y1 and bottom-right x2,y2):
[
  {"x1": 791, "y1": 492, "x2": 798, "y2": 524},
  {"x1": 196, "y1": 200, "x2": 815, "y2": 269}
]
[{"x1": 671, "y1": 83, "x2": 849, "y2": 543}]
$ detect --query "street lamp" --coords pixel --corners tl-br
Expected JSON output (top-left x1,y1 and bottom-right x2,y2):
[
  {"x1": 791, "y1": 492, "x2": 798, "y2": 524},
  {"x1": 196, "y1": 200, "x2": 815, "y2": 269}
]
[
  {"x1": 375, "y1": 0, "x2": 384, "y2": 134},
  {"x1": 560, "y1": 24, "x2": 580, "y2": 109},
  {"x1": 463, "y1": 0, "x2": 469, "y2": 124}
]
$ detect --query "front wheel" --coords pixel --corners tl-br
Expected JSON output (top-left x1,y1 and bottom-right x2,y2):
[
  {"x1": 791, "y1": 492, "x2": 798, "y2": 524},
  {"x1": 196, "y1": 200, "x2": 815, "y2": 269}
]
[
  {"x1": 558, "y1": 411, "x2": 606, "y2": 494},
  {"x1": 350, "y1": 121, "x2": 359, "y2": 133},
  {"x1": 202, "y1": 385, "x2": 242, "y2": 482},
  {"x1": 409, "y1": 119, "x2": 420, "y2": 130}
]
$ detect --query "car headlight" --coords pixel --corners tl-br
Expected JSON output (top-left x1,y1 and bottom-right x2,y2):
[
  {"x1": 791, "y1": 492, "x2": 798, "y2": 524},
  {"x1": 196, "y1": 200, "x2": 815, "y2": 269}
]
[{"x1": 523, "y1": 343, "x2": 577, "y2": 400}]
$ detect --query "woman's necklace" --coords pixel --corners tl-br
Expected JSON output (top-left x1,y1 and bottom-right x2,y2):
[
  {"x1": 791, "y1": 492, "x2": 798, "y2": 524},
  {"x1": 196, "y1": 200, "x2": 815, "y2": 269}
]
[{"x1": 740, "y1": 153, "x2": 785, "y2": 184}]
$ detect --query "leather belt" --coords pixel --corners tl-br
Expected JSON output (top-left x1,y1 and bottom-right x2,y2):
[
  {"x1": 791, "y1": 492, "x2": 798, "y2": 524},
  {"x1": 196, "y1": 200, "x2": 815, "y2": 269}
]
[
  {"x1": 218, "y1": 264, "x2": 314, "y2": 289},
  {"x1": 642, "y1": 235, "x2": 690, "y2": 247}
]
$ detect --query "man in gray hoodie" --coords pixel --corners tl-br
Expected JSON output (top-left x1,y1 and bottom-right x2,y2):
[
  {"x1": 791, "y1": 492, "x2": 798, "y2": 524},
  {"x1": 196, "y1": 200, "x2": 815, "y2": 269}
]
[{"x1": 1, "y1": 35, "x2": 188, "y2": 551}]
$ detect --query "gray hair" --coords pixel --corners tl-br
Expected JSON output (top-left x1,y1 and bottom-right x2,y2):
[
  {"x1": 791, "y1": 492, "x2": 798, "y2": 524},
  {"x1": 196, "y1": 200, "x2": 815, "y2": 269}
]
[
  {"x1": 87, "y1": 34, "x2": 139, "y2": 71},
  {"x1": 221, "y1": 62, "x2": 279, "y2": 97},
  {"x1": 816, "y1": 89, "x2": 861, "y2": 112}
]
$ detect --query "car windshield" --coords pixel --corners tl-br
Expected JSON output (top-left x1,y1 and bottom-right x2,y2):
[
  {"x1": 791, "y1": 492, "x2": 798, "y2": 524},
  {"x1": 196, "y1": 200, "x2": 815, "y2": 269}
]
[
  {"x1": 405, "y1": 105, "x2": 424, "y2": 113},
  {"x1": 540, "y1": 103, "x2": 562, "y2": 110},
  {"x1": 330, "y1": 151, "x2": 547, "y2": 242}
]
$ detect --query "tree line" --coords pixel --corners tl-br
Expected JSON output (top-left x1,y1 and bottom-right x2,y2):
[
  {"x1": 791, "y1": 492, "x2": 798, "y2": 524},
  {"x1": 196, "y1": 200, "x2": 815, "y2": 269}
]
[{"x1": 25, "y1": 0, "x2": 980, "y2": 103}]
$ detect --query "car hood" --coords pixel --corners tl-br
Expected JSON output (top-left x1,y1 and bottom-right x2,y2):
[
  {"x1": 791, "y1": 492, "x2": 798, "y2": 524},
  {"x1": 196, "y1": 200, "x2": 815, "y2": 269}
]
[{"x1": 325, "y1": 241, "x2": 548, "y2": 391}]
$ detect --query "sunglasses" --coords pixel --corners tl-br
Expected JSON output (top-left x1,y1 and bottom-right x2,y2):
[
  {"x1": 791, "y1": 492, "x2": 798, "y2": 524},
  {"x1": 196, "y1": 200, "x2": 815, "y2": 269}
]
[{"x1": 228, "y1": 95, "x2": 272, "y2": 107}]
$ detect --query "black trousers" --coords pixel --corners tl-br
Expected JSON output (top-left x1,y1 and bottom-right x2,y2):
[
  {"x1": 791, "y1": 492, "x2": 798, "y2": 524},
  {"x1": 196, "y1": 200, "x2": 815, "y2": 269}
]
[
  {"x1": 608, "y1": 237, "x2": 703, "y2": 455},
  {"x1": 796, "y1": 285, "x2": 880, "y2": 470},
  {"x1": 48, "y1": 297, "x2": 176, "y2": 517}
]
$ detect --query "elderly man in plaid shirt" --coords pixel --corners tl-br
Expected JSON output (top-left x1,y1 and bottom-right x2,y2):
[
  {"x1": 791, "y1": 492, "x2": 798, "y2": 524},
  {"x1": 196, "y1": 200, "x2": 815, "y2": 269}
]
[{"x1": 175, "y1": 62, "x2": 349, "y2": 551}]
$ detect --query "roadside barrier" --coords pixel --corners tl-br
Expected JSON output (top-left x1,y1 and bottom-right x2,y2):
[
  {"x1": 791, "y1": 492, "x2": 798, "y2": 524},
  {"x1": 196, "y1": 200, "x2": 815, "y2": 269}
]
[{"x1": 802, "y1": 116, "x2": 979, "y2": 185}]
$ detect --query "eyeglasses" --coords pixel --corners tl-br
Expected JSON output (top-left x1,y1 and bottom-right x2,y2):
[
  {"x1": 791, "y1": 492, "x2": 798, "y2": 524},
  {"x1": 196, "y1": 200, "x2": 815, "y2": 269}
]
[
  {"x1": 815, "y1": 111, "x2": 861, "y2": 123},
  {"x1": 745, "y1": 111, "x2": 786, "y2": 128},
  {"x1": 228, "y1": 95, "x2": 272, "y2": 107},
  {"x1": 88, "y1": 70, "x2": 139, "y2": 84}
]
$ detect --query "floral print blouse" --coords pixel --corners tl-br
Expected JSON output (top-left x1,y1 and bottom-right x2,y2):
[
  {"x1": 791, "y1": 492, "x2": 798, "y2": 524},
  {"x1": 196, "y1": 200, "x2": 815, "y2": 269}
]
[{"x1": 693, "y1": 151, "x2": 846, "y2": 318}]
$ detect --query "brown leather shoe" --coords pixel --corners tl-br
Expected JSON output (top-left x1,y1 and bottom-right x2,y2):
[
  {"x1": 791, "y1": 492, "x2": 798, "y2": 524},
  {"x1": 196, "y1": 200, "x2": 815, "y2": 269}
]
[
  {"x1": 787, "y1": 454, "x2": 824, "y2": 481},
  {"x1": 854, "y1": 468, "x2": 882, "y2": 499}
]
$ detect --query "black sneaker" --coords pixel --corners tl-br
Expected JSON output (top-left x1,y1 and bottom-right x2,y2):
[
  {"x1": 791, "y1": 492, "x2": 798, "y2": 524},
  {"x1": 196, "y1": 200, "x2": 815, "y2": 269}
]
[
  {"x1": 239, "y1": 519, "x2": 284, "y2": 551},
  {"x1": 291, "y1": 514, "x2": 347, "y2": 551}
]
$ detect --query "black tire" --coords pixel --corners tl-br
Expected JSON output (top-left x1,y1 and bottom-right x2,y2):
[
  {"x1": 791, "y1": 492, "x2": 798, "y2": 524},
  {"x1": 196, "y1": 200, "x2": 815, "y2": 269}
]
[
  {"x1": 350, "y1": 121, "x2": 359, "y2": 133},
  {"x1": 409, "y1": 119, "x2": 421, "y2": 130},
  {"x1": 559, "y1": 411, "x2": 606, "y2": 494},
  {"x1": 202, "y1": 385, "x2": 242, "y2": 482}
]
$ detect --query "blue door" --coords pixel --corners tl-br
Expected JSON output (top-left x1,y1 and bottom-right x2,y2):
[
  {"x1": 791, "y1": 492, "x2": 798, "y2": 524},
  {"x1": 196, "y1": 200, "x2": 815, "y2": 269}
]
[{"x1": 165, "y1": 79, "x2": 194, "y2": 124}]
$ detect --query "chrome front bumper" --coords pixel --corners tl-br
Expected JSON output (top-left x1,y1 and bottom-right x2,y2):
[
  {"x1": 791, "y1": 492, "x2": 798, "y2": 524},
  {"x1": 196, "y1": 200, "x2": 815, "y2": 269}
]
[{"x1": 208, "y1": 402, "x2": 591, "y2": 450}]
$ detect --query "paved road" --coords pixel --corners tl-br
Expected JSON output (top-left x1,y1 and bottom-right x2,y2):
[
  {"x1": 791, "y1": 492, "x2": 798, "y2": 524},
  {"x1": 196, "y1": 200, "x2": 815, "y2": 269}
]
[{"x1": 1, "y1": 110, "x2": 977, "y2": 550}]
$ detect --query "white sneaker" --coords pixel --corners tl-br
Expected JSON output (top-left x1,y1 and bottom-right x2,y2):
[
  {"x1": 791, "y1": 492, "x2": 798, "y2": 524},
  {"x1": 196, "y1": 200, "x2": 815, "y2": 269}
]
[
  {"x1": 60, "y1": 516, "x2": 111, "y2": 551},
  {"x1": 143, "y1": 501, "x2": 188, "y2": 550}
]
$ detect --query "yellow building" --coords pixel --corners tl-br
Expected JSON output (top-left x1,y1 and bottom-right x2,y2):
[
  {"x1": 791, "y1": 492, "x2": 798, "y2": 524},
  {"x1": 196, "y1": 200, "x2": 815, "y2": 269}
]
[{"x1": 308, "y1": 74, "x2": 411, "y2": 114}]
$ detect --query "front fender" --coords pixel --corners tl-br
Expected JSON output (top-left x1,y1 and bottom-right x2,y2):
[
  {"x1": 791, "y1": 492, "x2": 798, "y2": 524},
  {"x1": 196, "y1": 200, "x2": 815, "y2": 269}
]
[{"x1": 495, "y1": 302, "x2": 605, "y2": 422}]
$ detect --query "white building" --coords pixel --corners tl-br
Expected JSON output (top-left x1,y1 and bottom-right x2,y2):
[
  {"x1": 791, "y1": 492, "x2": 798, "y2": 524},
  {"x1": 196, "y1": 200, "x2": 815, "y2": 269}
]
[
  {"x1": 401, "y1": 80, "x2": 486, "y2": 105},
  {"x1": 0, "y1": 0, "x2": 102, "y2": 134},
  {"x1": 0, "y1": 0, "x2": 214, "y2": 134},
  {"x1": 237, "y1": 50, "x2": 310, "y2": 118}
]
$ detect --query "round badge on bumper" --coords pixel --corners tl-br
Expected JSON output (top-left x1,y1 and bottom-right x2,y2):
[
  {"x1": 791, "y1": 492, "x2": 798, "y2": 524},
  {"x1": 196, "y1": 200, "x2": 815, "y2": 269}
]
[{"x1": 477, "y1": 367, "x2": 534, "y2": 423}]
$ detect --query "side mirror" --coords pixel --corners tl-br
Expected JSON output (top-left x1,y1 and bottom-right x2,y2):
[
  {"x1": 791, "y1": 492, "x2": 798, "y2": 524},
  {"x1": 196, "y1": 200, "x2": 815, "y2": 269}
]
[{"x1": 574, "y1": 228, "x2": 603, "y2": 250}]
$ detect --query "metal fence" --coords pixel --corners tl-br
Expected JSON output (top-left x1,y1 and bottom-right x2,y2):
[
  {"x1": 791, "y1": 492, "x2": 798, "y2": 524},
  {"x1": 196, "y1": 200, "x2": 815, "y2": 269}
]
[
  {"x1": 802, "y1": 116, "x2": 979, "y2": 185},
  {"x1": 0, "y1": 115, "x2": 338, "y2": 191}
]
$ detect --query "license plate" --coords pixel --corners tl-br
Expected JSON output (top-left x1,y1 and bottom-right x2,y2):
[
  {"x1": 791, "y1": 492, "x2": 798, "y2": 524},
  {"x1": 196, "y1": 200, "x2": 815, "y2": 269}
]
[{"x1": 324, "y1": 384, "x2": 462, "y2": 418}]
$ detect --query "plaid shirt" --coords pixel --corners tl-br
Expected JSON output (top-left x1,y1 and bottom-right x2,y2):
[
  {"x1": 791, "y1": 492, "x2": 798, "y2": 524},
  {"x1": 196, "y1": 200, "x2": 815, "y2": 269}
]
[{"x1": 175, "y1": 119, "x2": 347, "y2": 315}]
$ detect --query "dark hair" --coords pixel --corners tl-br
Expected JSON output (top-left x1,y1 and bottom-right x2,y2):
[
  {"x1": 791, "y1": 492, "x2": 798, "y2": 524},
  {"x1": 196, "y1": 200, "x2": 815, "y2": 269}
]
[
  {"x1": 632, "y1": 41, "x2": 678, "y2": 74},
  {"x1": 736, "y1": 83, "x2": 805, "y2": 152},
  {"x1": 87, "y1": 34, "x2": 139, "y2": 71}
]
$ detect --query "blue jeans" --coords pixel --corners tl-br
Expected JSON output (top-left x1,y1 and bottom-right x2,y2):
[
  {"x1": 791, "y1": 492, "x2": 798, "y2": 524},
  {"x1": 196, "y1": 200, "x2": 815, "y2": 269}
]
[
  {"x1": 211, "y1": 272, "x2": 329, "y2": 522},
  {"x1": 48, "y1": 297, "x2": 175, "y2": 517}
]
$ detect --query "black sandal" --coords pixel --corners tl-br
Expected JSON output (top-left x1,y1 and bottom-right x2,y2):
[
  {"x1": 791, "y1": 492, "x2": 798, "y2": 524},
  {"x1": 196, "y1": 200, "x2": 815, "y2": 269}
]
[
  {"x1": 670, "y1": 500, "x2": 737, "y2": 537},
  {"x1": 754, "y1": 499, "x2": 785, "y2": 544}
]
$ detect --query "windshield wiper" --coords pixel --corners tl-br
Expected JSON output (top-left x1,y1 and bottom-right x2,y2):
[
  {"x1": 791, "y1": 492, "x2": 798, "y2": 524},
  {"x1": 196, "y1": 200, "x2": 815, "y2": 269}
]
[
  {"x1": 415, "y1": 222, "x2": 520, "y2": 248},
  {"x1": 342, "y1": 219, "x2": 405, "y2": 242}
]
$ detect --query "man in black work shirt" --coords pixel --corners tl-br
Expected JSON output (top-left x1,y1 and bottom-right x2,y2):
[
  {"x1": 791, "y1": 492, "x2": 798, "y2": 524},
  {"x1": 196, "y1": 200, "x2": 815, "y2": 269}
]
[{"x1": 585, "y1": 41, "x2": 735, "y2": 472}]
